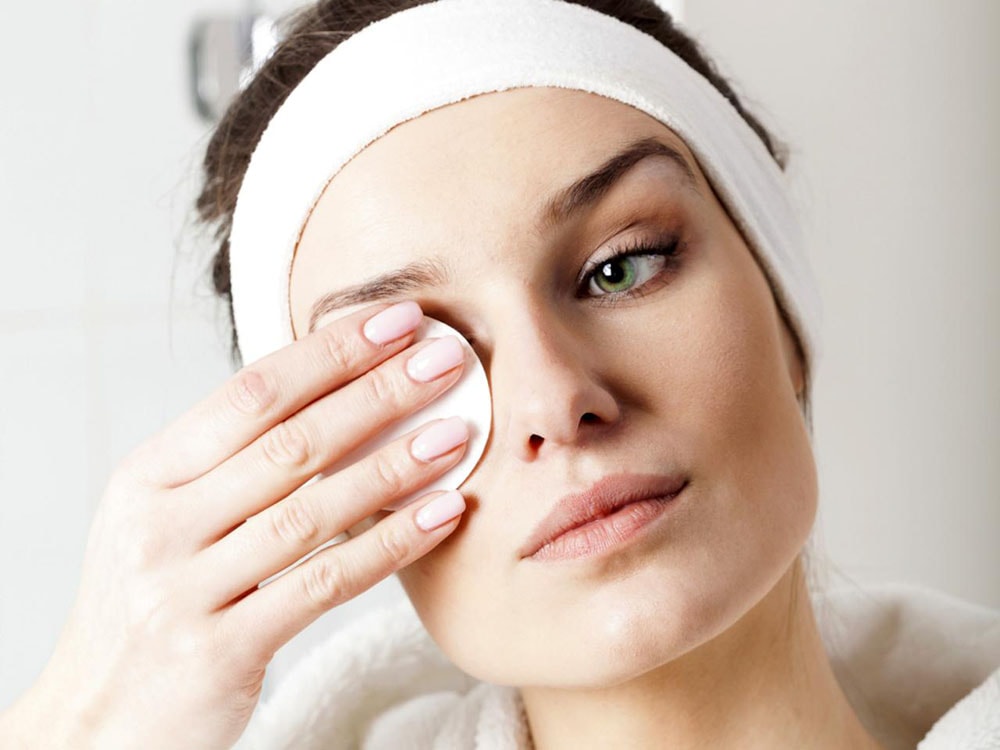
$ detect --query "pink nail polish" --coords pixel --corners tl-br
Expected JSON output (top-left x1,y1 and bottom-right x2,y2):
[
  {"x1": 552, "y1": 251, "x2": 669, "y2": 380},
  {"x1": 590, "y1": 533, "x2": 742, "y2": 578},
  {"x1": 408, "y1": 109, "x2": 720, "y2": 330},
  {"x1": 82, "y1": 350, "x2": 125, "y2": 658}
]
[
  {"x1": 415, "y1": 490, "x2": 466, "y2": 531},
  {"x1": 405, "y1": 336, "x2": 465, "y2": 382},
  {"x1": 363, "y1": 301, "x2": 423, "y2": 345},
  {"x1": 411, "y1": 417, "x2": 470, "y2": 462}
]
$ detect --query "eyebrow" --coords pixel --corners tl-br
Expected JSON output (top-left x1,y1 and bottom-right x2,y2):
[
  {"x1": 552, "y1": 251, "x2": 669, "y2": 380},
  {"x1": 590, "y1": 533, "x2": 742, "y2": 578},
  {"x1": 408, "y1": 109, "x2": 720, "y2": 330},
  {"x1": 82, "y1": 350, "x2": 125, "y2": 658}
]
[
  {"x1": 307, "y1": 257, "x2": 450, "y2": 334},
  {"x1": 538, "y1": 136, "x2": 698, "y2": 231},
  {"x1": 306, "y1": 136, "x2": 699, "y2": 333}
]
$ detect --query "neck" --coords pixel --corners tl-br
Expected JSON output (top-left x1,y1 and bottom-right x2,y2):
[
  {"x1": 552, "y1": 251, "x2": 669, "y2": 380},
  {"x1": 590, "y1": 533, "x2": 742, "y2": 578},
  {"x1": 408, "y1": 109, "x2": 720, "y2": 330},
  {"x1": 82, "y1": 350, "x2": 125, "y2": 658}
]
[{"x1": 519, "y1": 558, "x2": 885, "y2": 750}]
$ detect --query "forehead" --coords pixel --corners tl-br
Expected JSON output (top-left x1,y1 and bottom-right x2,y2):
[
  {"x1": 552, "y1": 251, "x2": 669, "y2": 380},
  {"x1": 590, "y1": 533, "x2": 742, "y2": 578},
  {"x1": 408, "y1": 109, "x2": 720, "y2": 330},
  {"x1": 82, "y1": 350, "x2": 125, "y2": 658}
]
[
  {"x1": 312, "y1": 88, "x2": 692, "y2": 219},
  {"x1": 289, "y1": 87, "x2": 704, "y2": 328}
]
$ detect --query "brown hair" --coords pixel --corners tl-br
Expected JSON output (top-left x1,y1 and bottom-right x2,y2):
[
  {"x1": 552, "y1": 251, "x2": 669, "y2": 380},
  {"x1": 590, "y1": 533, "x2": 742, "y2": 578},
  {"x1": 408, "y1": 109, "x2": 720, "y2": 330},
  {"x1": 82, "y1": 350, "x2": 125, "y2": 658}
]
[{"x1": 196, "y1": 0, "x2": 793, "y2": 367}]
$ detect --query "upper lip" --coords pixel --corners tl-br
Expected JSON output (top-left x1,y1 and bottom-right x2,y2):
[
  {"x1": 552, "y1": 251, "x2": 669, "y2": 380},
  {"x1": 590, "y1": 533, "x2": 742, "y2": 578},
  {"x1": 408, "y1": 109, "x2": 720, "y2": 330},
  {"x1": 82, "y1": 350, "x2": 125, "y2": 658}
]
[{"x1": 518, "y1": 472, "x2": 689, "y2": 559}]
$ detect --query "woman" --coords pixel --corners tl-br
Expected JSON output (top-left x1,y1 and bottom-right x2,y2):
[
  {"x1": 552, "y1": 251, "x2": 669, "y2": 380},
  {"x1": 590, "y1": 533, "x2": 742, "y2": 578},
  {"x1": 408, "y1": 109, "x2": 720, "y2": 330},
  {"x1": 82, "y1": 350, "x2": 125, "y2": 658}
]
[{"x1": 1, "y1": 0, "x2": 997, "y2": 748}]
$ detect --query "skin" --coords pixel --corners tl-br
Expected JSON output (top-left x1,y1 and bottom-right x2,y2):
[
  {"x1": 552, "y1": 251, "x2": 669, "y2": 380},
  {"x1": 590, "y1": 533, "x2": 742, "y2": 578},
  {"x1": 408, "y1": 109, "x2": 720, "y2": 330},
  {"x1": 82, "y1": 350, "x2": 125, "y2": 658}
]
[{"x1": 289, "y1": 87, "x2": 884, "y2": 749}]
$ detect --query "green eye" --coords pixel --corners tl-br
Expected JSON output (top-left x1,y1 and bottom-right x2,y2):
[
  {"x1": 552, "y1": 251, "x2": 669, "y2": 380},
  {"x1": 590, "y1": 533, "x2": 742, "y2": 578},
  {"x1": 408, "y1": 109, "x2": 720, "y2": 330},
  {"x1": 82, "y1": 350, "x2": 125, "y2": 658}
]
[{"x1": 587, "y1": 253, "x2": 668, "y2": 296}]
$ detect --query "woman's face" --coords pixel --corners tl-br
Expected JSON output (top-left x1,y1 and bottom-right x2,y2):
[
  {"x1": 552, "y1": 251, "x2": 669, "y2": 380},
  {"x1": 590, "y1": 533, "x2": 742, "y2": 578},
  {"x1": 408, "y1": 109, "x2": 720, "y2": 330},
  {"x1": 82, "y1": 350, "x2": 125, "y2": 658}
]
[{"x1": 289, "y1": 87, "x2": 816, "y2": 687}]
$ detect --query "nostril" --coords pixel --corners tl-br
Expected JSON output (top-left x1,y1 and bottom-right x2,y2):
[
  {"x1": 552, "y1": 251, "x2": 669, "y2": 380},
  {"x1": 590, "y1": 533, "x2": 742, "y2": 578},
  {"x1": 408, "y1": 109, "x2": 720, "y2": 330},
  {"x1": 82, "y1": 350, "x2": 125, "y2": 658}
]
[
  {"x1": 581, "y1": 412, "x2": 600, "y2": 424},
  {"x1": 529, "y1": 434, "x2": 544, "y2": 450}
]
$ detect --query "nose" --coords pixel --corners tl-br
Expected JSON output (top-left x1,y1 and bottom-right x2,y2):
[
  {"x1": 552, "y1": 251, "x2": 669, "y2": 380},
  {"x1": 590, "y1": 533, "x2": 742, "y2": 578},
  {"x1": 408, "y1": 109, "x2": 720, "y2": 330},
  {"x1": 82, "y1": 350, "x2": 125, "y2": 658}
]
[{"x1": 488, "y1": 303, "x2": 622, "y2": 462}]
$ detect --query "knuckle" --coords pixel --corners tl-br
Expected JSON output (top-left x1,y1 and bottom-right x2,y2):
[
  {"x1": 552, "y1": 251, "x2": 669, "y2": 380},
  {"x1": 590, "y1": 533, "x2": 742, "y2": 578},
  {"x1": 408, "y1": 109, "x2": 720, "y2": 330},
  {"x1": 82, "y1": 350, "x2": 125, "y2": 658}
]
[
  {"x1": 370, "y1": 452, "x2": 410, "y2": 499},
  {"x1": 120, "y1": 567, "x2": 189, "y2": 647},
  {"x1": 374, "y1": 523, "x2": 412, "y2": 566},
  {"x1": 228, "y1": 367, "x2": 276, "y2": 417},
  {"x1": 261, "y1": 419, "x2": 312, "y2": 468},
  {"x1": 267, "y1": 496, "x2": 322, "y2": 547},
  {"x1": 162, "y1": 621, "x2": 205, "y2": 662},
  {"x1": 316, "y1": 325, "x2": 357, "y2": 375},
  {"x1": 125, "y1": 580, "x2": 174, "y2": 635},
  {"x1": 364, "y1": 367, "x2": 405, "y2": 412},
  {"x1": 116, "y1": 441, "x2": 162, "y2": 490},
  {"x1": 302, "y1": 556, "x2": 350, "y2": 609},
  {"x1": 126, "y1": 526, "x2": 168, "y2": 571}
]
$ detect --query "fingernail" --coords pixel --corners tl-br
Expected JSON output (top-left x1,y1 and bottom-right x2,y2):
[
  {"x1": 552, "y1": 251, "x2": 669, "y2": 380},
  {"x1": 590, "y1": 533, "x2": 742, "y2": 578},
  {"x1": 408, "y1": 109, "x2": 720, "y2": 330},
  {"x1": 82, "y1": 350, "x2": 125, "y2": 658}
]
[
  {"x1": 415, "y1": 490, "x2": 466, "y2": 532},
  {"x1": 411, "y1": 417, "x2": 470, "y2": 462},
  {"x1": 405, "y1": 336, "x2": 465, "y2": 382},
  {"x1": 363, "y1": 301, "x2": 423, "y2": 345}
]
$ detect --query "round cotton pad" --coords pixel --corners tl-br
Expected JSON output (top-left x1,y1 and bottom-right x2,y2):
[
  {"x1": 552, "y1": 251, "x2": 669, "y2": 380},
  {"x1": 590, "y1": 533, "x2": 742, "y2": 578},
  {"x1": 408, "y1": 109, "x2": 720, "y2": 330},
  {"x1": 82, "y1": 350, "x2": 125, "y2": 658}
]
[{"x1": 315, "y1": 315, "x2": 491, "y2": 511}]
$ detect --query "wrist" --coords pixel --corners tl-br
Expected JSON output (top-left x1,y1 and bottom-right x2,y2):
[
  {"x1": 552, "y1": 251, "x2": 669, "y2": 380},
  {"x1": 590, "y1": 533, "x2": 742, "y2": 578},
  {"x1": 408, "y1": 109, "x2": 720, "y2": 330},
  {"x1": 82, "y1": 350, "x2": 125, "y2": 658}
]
[{"x1": 0, "y1": 680, "x2": 89, "y2": 749}]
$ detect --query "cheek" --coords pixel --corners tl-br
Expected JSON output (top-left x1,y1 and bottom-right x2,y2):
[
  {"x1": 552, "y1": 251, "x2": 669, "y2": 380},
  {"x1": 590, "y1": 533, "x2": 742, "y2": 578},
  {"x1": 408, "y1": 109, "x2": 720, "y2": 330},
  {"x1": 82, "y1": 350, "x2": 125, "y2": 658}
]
[
  {"x1": 673, "y1": 248, "x2": 796, "y2": 456},
  {"x1": 394, "y1": 516, "x2": 503, "y2": 674},
  {"x1": 635, "y1": 241, "x2": 817, "y2": 578},
  {"x1": 396, "y1": 498, "x2": 503, "y2": 620},
  {"x1": 683, "y1": 248, "x2": 818, "y2": 559},
  {"x1": 687, "y1": 290, "x2": 769, "y2": 425}
]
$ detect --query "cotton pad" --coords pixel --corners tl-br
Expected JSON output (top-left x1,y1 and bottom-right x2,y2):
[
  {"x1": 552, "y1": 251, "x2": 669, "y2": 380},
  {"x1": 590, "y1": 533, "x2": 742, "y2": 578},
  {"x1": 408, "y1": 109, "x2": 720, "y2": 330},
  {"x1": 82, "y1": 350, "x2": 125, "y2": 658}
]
[{"x1": 316, "y1": 315, "x2": 491, "y2": 511}]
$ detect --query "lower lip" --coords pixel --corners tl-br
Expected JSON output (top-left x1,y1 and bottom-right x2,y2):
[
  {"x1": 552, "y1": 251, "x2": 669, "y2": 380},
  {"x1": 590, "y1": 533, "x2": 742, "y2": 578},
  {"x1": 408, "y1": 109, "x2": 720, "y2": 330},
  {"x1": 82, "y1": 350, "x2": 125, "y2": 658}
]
[{"x1": 528, "y1": 483, "x2": 688, "y2": 562}]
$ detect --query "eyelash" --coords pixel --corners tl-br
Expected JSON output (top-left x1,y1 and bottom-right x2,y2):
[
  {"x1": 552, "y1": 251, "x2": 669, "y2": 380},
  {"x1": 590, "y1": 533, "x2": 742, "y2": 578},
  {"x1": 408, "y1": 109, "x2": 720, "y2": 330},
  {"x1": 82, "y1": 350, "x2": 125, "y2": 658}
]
[{"x1": 577, "y1": 234, "x2": 683, "y2": 303}]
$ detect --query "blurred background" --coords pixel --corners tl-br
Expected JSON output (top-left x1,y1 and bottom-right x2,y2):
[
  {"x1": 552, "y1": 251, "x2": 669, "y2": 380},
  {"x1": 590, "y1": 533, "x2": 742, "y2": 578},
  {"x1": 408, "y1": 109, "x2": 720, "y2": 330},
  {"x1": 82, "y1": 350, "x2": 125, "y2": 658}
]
[{"x1": 1, "y1": 0, "x2": 997, "y2": 710}]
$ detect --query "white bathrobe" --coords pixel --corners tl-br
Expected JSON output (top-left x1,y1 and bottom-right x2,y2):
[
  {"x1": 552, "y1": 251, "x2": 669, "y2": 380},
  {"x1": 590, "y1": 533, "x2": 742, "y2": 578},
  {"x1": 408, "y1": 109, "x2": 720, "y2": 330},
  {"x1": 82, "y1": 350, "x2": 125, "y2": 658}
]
[{"x1": 233, "y1": 582, "x2": 1000, "y2": 749}]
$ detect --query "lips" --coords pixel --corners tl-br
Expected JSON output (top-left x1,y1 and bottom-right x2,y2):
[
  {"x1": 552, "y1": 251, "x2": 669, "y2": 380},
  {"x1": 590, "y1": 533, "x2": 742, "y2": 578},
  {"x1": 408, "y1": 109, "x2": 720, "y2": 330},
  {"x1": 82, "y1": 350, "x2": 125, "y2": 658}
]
[{"x1": 518, "y1": 472, "x2": 689, "y2": 560}]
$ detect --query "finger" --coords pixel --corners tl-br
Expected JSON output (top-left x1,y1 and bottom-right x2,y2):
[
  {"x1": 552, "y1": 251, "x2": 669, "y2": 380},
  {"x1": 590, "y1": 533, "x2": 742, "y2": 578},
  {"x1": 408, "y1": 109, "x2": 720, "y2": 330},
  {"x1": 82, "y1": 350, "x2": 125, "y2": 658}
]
[
  {"x1": 193, "y1": 416, "x2": 470, "y2": 609},
  {"x1": 217, "y1": 489, "x2": 466, "y2": 663},
  {"x1": 120, "y1": 300, "x2": 425, "y2": 489},
  {"x1": 184, "y1": 335, "x2": 468, "y2": 544}
]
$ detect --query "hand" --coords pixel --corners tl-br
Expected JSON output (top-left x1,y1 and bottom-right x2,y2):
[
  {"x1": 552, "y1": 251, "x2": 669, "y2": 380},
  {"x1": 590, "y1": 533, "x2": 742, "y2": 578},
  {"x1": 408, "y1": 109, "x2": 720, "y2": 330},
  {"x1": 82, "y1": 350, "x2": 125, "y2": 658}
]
[{"x1": 1, "y1": 300, "x2": 470, "y2": 749}]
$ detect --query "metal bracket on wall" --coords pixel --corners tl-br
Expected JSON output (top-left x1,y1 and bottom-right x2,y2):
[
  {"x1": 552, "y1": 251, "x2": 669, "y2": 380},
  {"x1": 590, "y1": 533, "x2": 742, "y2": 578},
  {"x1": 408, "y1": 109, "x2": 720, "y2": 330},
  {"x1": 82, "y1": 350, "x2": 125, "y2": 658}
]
[{"x1": 188, "y1": 13, "x2": 278, "y2": 123}]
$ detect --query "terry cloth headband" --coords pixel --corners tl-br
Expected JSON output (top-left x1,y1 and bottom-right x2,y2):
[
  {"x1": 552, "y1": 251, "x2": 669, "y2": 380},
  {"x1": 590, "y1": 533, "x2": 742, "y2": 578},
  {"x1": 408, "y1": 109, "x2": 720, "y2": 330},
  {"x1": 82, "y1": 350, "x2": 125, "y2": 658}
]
[{"x1": 228, "y1": 0, "x2": 823, "y2": 376}]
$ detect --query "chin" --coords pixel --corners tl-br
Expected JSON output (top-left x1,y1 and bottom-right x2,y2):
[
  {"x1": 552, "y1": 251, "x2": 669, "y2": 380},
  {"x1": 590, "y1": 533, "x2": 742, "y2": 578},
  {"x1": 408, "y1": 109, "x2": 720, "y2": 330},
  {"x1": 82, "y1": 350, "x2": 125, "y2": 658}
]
[
  {"x1": 594, "y1": 587, "x2": 726, "y2": 679},
  {"x1": 560, "y1": 554, "x2": 785, "y2": 688}
]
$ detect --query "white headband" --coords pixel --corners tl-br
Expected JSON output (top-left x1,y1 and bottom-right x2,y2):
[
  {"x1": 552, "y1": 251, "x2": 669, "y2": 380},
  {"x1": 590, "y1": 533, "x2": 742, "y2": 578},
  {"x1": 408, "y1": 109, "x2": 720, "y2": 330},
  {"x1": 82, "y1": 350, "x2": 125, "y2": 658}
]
[{"x1": 228, "y1": 0, "x2": 823, "y2": 377}]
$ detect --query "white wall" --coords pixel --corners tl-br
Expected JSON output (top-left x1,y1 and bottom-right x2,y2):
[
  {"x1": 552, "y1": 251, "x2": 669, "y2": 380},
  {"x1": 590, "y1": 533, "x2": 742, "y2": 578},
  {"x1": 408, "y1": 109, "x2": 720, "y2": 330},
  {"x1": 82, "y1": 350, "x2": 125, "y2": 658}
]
[{"x1": 1, "y1": 0, "x2": 996, "y2": 718}]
